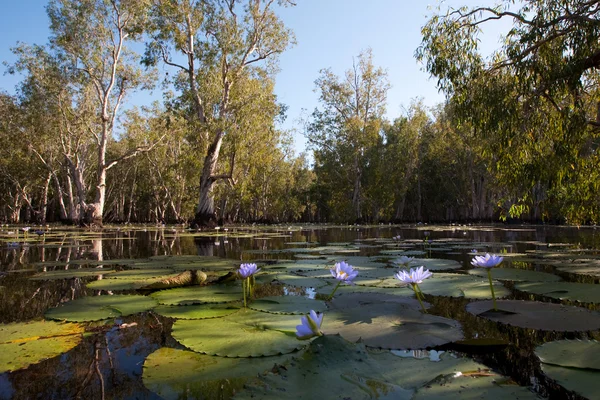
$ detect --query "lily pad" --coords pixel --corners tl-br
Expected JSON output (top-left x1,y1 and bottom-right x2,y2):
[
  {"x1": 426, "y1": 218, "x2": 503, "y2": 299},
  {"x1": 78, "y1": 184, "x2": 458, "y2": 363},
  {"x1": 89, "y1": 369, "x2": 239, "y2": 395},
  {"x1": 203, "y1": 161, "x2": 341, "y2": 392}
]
[
  {"x1": 466, "y1": 300, "x2": 600, "y2": 331},
  {"x1": 535, "y1": 340, "x2": 600, "y2": 400},
  {"x1": 324, "y1": 301, "x2": 463, "y2": 349},
  {"x1": 86, "y1": 268, "x2": 179, "y2": 290},
  {"x1": 143, "y1": 347, "x2": 295, "y2": 400},
  {"x1": 45, "y1": 294, "x2": 158, "y2": 322},
  {"x1": 171, "y1": 311, "x2": 305, "y2": 357},
  {"x1": 0, "y1": 320, "x2": 84, "y2": 373},
  {"x1": 275, "y1": 274, "x2": 328, "y2": 288},
  {"x1": 535, "y1": 340, "x2": 600, "y2": 370},
  {"x1": 151, "y1": 284, "x2": 242, "y2": 305},
  {"x1": 153, "y1": 304, "x2": 240, "y2": 319},
  {"x1": 30, "y1": 268, "x2": 116, "y2": 280},
  {"x1": 250, "y1": 296, "x2": 327, "y2": 314},
  {"x1": 418, "y1": 273, "x2": 510, "y2": 299},
  {"x1": 399, "y1": 258, "x2": 462, "y2": 271},
  {"x1": 235, "y1": 335, "x2": 538, "y2": 399},
  {"x1": 468, "y1": 268, "x2": 561, "y2": 282},
  {"x1": 515, "y1": 281, "x2": 600, "y2": 304}
]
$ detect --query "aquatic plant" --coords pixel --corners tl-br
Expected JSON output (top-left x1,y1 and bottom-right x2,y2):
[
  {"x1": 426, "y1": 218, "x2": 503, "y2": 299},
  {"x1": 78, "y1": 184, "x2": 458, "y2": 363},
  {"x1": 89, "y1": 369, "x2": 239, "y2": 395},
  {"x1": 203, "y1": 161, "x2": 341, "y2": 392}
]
[
  {"x1": 295, "y1": 310, "x2": 324, "y2": 340},
  {"x1": 327, "y1": 261, "x2": 358, "y2": 300},
  {"x1": 395, "y1": 266, "x2": 432, "y2": 312},
  {"x1": 471, "y1": 253, "x2": 503, "y2": 311},
  {"x1": 238, "y1": 263, "x2": 261, "y2": 307}
]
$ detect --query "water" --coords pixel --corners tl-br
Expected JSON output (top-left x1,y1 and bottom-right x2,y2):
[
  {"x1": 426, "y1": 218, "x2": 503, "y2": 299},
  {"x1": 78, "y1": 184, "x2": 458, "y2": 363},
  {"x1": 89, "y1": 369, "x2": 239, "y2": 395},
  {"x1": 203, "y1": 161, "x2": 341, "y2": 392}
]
[{"x1": 0, "y1": 224, "x2": 599, "y2": 399}]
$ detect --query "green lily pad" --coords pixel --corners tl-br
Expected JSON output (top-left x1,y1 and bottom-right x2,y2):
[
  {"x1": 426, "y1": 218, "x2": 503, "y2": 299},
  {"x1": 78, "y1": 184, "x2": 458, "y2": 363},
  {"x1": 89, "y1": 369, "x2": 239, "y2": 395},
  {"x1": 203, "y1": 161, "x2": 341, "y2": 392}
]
[
  {"x1": 535, "y1": 340, "x2": 600, "y2": 370},
  {"x1": 235, "y1": 334, "x2": 538, "y2": 399},
  {"x1": 275, "y1": 274, "x2": 328, "y2": 288},
  {"x1": 45, "y1": 294, "x2": 158, "y2": 322},
  {"x1": 86, "y1": 268, "x2": 179, "y2": 290},
  {"x1": 399, "y1": 258, "x2": 462, "y2": 271},
  {"x1": 468, "y1": 268, "x2": 561, "y2": 282},
  {"x1": 418, "y1": 273, "x2": 510, "y2": 299},
  {"x1": 324, "y1": 301, "x2": 463, "y2": 349},
  {"x1": 143, "y1": 347, "x2": 295, "y2": 400},
  {"x1": 466, "y1": 300, "x2": 600, "y2": 331},
  {"x1": 233, "y1": 335, "x2": 414, "y2": 399},
  {"x1": 515, "y1": 281, "x2": 600, "y2": 304},
  {"x1": 0, "y1": 320, "x2": 84, "y2": 373},
  {"x1": 249, "y1": 296, "x2": 327, "y2": 314},
  {"x1": 535, "y1": 340, "x2": 600, "y2": 400},
  {"x1": 153, "y1": 304, "x2": 240, "y2": 319},
  {"x1": 30, "y1": 268, "x2": 116, "y2": 280},
  {"x1": 151, "y1": 284, "x2": 242, "y2": 305},
  {"x1": 171, "y1": 311, "x2": 305, "y2": 357}
]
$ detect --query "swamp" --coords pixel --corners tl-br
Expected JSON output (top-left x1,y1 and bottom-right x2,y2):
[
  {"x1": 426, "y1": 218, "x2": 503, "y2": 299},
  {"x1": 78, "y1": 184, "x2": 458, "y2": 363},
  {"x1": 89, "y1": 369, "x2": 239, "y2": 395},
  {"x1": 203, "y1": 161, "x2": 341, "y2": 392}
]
[{"x1": 1, "y1": 224, "x2": 599, "y2": 399}]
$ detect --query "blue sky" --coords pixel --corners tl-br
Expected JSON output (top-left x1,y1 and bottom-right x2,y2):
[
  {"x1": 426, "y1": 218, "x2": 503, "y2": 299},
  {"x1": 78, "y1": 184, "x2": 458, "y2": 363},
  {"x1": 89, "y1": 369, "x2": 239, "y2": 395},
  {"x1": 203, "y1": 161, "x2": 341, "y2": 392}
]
[{"x1": 0, "y1": 0, "x2": 508, "y2": 154}]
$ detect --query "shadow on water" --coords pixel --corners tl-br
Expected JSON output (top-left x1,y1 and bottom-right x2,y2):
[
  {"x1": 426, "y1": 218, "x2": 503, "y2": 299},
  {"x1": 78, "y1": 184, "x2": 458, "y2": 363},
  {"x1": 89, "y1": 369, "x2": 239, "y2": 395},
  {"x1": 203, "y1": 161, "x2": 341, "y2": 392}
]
[{"x1": 0, "y1": 224, "x2": 599, "y2": 399}]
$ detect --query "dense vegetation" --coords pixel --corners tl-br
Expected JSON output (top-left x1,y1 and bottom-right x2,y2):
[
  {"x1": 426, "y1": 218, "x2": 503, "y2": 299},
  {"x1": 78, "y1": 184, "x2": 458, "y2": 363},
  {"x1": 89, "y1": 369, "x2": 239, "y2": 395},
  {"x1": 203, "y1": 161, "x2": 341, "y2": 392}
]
[{"x1": 1, "y1": 0, "x2": 599, "y2": 225}]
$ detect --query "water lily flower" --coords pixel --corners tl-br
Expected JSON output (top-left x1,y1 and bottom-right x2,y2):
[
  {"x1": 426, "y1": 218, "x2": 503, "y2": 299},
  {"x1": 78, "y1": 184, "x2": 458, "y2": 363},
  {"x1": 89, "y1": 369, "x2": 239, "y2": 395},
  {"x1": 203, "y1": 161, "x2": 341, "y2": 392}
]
[
  {"x1": 327, "y1": 261, "x2": 358, "y2": 300},
  {"x1": 471, "y1": 253, "x2": 503, "y2": 268},
  {"x1": 394, "y1": 266, "x2": 432, "y2": 312},
  {"x1": 295, "y1": 310, "x2": 323, "y2": 340},
  {"x1": 238, "y1": 263, "x2": 260, "y2": 307},
  {"x1": 238, "y1": 263, "x2": 260, "y2": 278},
  {"x1": 395, "y1": 256, "x2": 414, "y2": 267},
  {"x1": 394, "y1": 266, "x2": 433, "y2": 285},
  {"x1": 330, "y1": 261, "x2": 358, "y2": 283},
  {"x1": 471, "y1": 253, "x2": 503, "y2": 311}
]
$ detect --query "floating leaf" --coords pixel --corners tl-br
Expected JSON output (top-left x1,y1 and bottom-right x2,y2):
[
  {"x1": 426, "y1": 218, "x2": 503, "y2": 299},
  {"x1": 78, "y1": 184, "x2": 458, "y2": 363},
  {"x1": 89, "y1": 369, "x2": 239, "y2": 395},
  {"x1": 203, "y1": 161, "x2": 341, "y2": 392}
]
[
  {"x1": 171, "y1": 310, "x2": 305, "y2": 357},
  {"x1": 324, "y1": 301, "x2": 463, "y2": 349},
  {"x1": 143, "y1": 347, "x2": 294, "y2": 400},
  {"x1": 45, "y1": 294, "x2": 157, "y2": 322},
  {"x1": 466, "y1": 300, "x2": 600, "y2": 331},
  {"x1": 535, "y1": 340, "x2": 600, "y2": 370},
  {"x1": 418, "y1": 273, "x2": 510, "y2": 299},
  {"x1": 249, "y1": 296, "x2": 327, "y2": 314},
  {"x1": 535, "y1": 340, "x2": 600, "y2": 400},
  {"x1": 233, "y1": 335, "x2": 414, "y2": 399},
  {"x1": 0, "y1": 320, "x2": 84, "y2": 373},
  {"x1": 153, "y1": 304, "x2": 240, "y2": 319},
  {"x1": 275, "y1": 274, "x2": 328, "y2": 288},
  {"x1": 30, "y1": 268, "x2": 116, "y2": 280},
  {"x1": 515, "y1": 281, "x2": 600, "y2": 304},
  {"x1": 151, "y1": 284, "x2": 242, "y2": 305},
  {"x1": 86, "y1": 268, "x2": 179, "y2": 290},
  {"x1": 468, "y1": 268, "x2": 561, "y2": 282}
]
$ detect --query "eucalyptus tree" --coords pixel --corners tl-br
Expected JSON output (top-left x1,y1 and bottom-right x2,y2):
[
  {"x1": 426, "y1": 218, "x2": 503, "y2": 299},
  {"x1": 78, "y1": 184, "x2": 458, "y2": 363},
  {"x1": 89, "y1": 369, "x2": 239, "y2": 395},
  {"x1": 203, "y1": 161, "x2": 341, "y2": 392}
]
[
  {"x1": 417, "y1": 0, "x2": 600, "y2": 223},
  {"x1": 45, "y1": 0, "x2": 158, "y2": 225},
  {"x1": 144, "y1": 0, "x2": 294, "y2": 226},
  {"x1": 308, "y1": 49, "x2": 390, "y2": 221}
]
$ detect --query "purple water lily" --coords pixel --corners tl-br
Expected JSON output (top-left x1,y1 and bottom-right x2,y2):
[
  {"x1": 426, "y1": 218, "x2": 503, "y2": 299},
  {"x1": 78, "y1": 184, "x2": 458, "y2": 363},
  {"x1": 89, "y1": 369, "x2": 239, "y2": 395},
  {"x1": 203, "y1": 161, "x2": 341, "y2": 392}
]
[
  {"x1": 238, "y1": 263, "x2": 261, "y2": 278},
  {"x1": 327, "y1": 261, "x2": 358, "y2": 300},
  {"x1": 471, "y1": 253, "x2": 503, "y2": 310},
  {"x1": 238, "y1": 263, "x2": 261, "y2": 307},
  {"x1": 394, "y1": 266, "x2": 432, "y2": 312},
  {"x1": 330, "y1": 261, "x2": 358, "y2": 284},
  {"x1": 295, "y1": 310, "x2": 324, "y2": 340},
  {"x1": 471, "y1": 253, "x2": 503, "y2": 268}
]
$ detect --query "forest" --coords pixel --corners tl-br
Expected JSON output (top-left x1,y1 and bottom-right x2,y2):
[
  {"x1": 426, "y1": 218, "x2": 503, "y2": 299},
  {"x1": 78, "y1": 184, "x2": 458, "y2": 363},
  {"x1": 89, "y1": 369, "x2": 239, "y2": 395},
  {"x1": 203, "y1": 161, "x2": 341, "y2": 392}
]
[{"x1": 0, "y1": 0, "x2": 599, "y2": 226}]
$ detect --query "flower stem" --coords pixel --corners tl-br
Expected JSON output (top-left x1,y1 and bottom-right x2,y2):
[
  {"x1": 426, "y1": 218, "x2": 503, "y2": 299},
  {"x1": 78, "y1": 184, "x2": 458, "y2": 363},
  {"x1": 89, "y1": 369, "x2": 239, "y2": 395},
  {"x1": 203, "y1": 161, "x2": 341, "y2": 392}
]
[
  {"x1": 327, "y1": 280, "x2": 342, "y2": 301},
  {"x1": 487, "y1": 268, "x2": 497, "y2": 311},
  {"x1": 243, "y1": 279, "x2": 247, "y2": 308},
  {"x1": 412, "y1": 283, "x2": 427, "y2": 313}
]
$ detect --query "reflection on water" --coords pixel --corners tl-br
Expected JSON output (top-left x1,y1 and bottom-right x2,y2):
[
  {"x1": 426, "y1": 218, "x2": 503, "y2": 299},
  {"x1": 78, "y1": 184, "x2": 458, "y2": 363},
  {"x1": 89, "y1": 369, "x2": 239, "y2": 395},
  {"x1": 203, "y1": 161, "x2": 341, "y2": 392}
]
[{"x1": 0, "y1": 224, "x2": 599, "y2": 399}]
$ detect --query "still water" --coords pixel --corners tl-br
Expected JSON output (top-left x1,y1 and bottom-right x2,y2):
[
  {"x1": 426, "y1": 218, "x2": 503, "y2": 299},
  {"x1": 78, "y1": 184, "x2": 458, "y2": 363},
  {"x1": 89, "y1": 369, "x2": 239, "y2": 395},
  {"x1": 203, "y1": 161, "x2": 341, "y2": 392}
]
[{"x1": 0, "y1": 224, "x2": 599, "y2": 399}]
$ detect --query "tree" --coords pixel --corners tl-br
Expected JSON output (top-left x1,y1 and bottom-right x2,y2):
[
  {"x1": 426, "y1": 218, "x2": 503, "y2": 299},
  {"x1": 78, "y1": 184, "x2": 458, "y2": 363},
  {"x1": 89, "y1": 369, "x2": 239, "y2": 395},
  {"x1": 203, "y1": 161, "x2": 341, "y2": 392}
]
[
  {"x1": 45, "y1": 0, "x2": 158, "y2": 225},
  {"x1": 308, "y1": 49, "x2": 390, "y2": 222},
  {"x1": 417, "y1": 0, "x2": 600, "y2": 223},
  {"x1": 144, "y1": 0, "x2": 294, "y2": 227}
]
